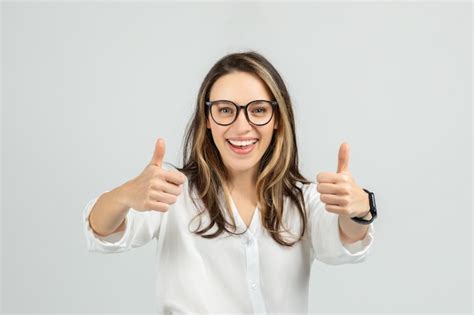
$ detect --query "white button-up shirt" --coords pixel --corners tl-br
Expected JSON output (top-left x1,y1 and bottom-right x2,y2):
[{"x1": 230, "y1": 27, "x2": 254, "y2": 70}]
[{"x1": 83, "y1": 164, "x2": 375, "y2": 314}]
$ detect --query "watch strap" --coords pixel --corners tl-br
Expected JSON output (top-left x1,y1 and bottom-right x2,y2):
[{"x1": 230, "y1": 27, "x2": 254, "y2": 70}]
[{"x1": 350, "y1": 188, "x2": 377, "y2": 225}]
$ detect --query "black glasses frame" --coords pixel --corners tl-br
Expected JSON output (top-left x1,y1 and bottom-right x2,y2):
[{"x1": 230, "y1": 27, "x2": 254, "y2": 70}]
[{"x1": 205, "y1": 99, "x2": 278, "y2": 126}]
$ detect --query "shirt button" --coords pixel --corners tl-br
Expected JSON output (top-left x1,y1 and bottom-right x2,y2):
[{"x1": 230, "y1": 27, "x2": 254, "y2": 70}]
[
  {"x1": 251, "y1": 283, "x2": 257, "y2": 290},
  {"x1": 241, "y1": 236, "x2": 253, "y2": 246}
]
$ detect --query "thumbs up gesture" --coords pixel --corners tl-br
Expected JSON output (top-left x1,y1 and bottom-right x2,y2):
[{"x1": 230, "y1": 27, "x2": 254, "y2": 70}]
[
  {"x1": 123, "y1": 138, "x2": 187, "y2": 212},
  {"x1": 316, "y1": 142, "x2": 370, "y2": 218}
]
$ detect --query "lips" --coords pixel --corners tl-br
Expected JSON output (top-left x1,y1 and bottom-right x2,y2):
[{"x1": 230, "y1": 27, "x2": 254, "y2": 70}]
[{"x1": 226, "y1": 139, "x2": 258, "y2": 155}]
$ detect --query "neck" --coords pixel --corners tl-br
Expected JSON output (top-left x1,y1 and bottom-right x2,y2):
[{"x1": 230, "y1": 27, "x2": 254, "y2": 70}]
[{"x1": 227, "y1": 166, "x2": 258, "y2": 196}]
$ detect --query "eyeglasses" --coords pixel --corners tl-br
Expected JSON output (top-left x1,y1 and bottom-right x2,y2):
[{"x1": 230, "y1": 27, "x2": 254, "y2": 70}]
[{"x1": 205, "y1": 99, "x2": 278, "y2": 126}]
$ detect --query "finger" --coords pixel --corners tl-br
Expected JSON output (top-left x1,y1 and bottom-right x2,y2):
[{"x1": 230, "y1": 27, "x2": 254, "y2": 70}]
[
  {"x1": 337, "y1": 142, "x2": 350, "y2": 173},
  {"x1": 159, "y1": 181, "x2": 183, "y2": 196},
  {"x1": 150, "y1": 138, "x2": 166, "y2": 167},
  {"x1": 324, "y1": 204, "x2": 345, "y2": 214},
  {"x1": 320, "y1": 193, "x2": 348, "y2": 207},
  {"x1": 149, "y1": 190, "x2": 178, "y2": 205},
  {"x1": 164, "y1": 170, "x2": 187, "y2": 186},
  {"x1": 316, "y1": 172, "x2": 340, "y2": 184},
  {"x1": 145, "y1": 200, "x2": 170, "y2": 212},
  {"x1": 317, "y1": 182, "x2": 347, "y2": 195}
]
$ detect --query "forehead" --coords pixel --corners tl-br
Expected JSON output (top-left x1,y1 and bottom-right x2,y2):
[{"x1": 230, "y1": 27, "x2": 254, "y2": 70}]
[{"x1": 209, "y1": 71, "x2": 272, "y2": 102}]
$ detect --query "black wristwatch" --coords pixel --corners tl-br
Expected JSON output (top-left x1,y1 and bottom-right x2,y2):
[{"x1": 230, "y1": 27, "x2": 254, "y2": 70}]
[{"x1": 351, "y1": 188, "x2": 377, "y2": 225}]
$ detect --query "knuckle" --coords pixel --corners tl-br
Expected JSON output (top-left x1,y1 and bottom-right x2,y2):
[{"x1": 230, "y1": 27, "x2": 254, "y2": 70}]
[
  {"x1": 148, "y1": 184, "x2": 156, "y2": 194},
  {"x1": 147, "y1": 183, "x2": 157, "y2": 195},
  {"x1": 144, "y1": 199, "x2": 152, "y2": 209},
  {"x1": 341, "y1": 185, "x2": 350, "y2": 195},
  {"x1": 154, "y1": 191, "x2": 163, "y2": 201},
  {"x1": 149, "y1": 179, "x2": 158, "y2": 189},
  {"x1": 155, "y1": 168, "x2": 165, "y2": 179},
  {"x1": 155, "y1": 180, "x2": 165, "y2": 191}
]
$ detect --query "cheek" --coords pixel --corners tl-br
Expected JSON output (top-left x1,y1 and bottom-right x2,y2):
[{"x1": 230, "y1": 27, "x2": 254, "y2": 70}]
[
  {"x1": 261, "y1": 127, "x2": 275, "y2": 145},
  {"x1": 209, "y1": 125, "x2": 226, "y2": 146}
]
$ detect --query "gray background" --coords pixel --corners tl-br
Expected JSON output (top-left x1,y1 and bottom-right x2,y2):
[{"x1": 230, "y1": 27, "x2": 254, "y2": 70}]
[{"x1": 1, "y1": 1, "x2": 472, "y2": 314}]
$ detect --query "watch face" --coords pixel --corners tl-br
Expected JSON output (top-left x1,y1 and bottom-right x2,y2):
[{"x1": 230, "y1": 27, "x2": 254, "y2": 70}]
[{"x1": 369, "y1": 192, "x2": 377, "y2": 217}]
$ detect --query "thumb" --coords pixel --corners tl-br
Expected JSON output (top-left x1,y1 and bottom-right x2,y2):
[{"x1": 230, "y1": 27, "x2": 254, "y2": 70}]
[
  {"x1": 150, "y1": 138, "x2": 166, "y2": 167},
  {"x1": 336, "y1": 142, "x2": 350, "y2": 173}
]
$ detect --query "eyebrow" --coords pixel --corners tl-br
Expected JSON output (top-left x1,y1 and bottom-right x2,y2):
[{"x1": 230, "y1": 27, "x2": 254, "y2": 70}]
[{"x1": 208, "y1": 99, "x2": 275, "y2": 103}]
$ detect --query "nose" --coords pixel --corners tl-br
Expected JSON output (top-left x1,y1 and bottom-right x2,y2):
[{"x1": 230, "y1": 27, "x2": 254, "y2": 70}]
[{"x1": 233, "y1": 108, "x2": 252, "y2": 130}]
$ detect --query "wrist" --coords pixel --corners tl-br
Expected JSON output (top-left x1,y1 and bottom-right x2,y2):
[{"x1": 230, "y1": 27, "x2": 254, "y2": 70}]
[
  {"x1": 351, "y1": 187, "x2": 377, "y2": 225},
  {"x1": 354, "y1": 188, "x2": 371, "y2": 219},
  {"x1": 356, "y1": 210, "x2": 371, "y2": 220},
  {"x1": 114, "y1": 181, "x2": 133, "y2": 209}
]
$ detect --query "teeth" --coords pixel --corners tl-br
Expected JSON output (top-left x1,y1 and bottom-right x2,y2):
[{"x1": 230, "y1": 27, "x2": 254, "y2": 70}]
[{"x1": 228, "y1": 139, "x2": 258, "y2": 146}]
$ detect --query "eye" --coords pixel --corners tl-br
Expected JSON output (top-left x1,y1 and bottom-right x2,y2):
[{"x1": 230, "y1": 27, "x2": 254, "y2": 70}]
[{"x1": 219, "y1": 107, "x2": 233, "y2": 114}]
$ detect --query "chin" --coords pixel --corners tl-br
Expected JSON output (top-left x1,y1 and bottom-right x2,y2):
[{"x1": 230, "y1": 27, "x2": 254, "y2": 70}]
[{"x1": 223, "y1": 158, "x2": 259, "y2": 174}]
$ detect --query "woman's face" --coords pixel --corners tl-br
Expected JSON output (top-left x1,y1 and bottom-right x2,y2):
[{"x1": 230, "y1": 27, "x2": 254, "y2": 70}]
[{"x1": 207, "y1": 71, "x2": 278, "y2": 178}]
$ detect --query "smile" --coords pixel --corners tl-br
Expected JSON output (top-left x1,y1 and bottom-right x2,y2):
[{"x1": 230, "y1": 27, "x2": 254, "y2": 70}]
[{"x1": 226, "y1": 139, "x2": 258, "y2": 155}]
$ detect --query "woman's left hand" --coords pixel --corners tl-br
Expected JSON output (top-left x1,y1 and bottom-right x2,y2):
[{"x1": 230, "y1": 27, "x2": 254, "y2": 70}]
[{"x1": 316, "y1": 142, "x2": 370, "y2": 219}]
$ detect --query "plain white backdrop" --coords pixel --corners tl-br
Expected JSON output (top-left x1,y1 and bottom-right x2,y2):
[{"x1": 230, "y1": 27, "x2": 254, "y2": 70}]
[{"x1": 2, "y1": 1, "x2": 472, "y2": 314}]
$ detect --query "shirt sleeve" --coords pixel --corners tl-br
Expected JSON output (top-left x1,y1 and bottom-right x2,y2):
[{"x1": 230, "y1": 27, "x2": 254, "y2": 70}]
[
  {"x1": 83, "y1": 190, "x2": 165, "y2": 254},
  {"x1": 304, "y1": 182, "x2": 375, "y2": 265}
]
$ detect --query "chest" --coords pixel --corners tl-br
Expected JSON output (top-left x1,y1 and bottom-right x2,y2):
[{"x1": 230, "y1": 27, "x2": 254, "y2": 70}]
[{"x1": 232, "y1": 199, "x2": 257, "y2": 228}]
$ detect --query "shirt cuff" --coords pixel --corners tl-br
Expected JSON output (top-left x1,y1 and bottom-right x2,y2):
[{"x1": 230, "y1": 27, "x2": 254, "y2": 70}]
[
  {"x1": 340, "y1": 217, "x2": 375, "y2": 255},
  {"x1": 315, "y1": 211, "x2": 374, "y2": 265}
]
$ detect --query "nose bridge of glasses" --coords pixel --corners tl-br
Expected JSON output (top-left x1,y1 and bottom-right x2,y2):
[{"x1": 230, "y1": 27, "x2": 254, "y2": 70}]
[{"x1": 235, "y1": 104, "x2": 251, "y2": 124}]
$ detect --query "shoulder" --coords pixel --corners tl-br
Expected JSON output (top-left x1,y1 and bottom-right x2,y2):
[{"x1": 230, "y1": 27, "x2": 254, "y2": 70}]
[{"x1": 293, "y1": 180, "x2": 322, "y2": 210}]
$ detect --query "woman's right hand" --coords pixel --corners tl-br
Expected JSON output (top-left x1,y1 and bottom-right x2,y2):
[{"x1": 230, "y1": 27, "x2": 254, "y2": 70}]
[{"x1": 121, "y1": 138, "x2": 187, "y2": 212}]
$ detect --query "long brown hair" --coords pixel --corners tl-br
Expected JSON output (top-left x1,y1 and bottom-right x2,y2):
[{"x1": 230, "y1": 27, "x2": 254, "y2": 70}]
[{"x1": 176, "y1": 51, "x2": 311, "y2": 246}]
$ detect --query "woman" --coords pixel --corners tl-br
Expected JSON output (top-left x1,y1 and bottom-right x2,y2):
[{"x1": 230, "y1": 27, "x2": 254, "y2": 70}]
[{"x1": 83, "y1": 51, "x2": 376, "y2": 314}]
